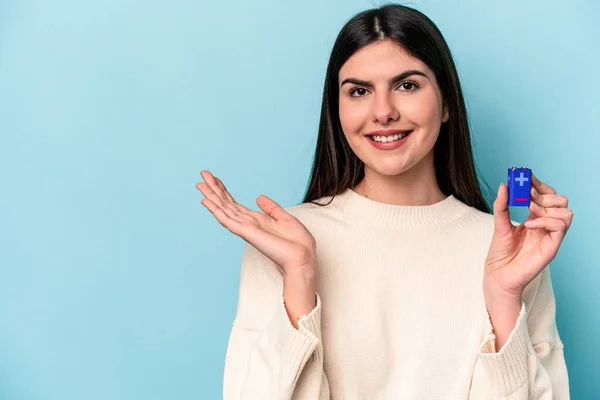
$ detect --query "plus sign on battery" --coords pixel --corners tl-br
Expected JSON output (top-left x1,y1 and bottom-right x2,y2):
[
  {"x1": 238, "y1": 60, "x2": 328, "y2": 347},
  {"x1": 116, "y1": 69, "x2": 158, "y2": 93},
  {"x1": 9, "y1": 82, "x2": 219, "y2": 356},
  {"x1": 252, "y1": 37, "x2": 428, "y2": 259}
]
[{"x1": 515, "y1": 172, "x2": 529, "y2": 186}]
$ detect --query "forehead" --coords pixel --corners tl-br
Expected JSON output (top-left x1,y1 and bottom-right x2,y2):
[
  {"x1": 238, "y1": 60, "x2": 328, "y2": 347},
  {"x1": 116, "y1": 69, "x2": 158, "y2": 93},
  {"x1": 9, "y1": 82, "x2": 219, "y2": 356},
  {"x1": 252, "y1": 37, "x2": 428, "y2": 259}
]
[{"x1": 339, "y1": 40, "x2": 430, "y2": 80}]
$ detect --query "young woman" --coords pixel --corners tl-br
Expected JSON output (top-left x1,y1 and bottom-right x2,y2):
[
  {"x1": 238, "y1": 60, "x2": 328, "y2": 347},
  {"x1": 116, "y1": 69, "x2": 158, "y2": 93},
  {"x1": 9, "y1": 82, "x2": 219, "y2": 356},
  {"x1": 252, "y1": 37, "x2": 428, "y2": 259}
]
[{"x1": 197, "y1": 4, "x2": 572, "y2": 399}]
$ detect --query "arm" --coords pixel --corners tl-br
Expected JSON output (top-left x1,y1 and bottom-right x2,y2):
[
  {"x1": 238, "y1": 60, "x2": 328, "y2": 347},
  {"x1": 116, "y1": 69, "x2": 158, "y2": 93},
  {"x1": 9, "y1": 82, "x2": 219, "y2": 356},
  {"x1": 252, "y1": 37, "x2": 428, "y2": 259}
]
[
  {"x1": 469, "y1": 265, "x2": 570, "y2": 399},
  {"x1": 223, "y1": 243, "x2": 330, "y2": 400}
]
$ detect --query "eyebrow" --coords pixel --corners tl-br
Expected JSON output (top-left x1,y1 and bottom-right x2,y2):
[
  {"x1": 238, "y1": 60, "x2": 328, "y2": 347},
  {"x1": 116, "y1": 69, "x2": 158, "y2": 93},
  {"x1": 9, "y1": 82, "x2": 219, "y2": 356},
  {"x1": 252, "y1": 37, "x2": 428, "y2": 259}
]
[{"x1": 340, "y1": 69, "x2": 428, "y2": 87}]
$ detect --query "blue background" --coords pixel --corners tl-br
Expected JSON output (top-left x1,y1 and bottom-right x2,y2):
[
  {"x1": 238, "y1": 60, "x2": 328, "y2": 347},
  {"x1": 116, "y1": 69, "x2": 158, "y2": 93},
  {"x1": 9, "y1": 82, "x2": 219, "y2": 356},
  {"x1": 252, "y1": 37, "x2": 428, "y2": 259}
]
[{"x1": 1, "y1": 0, "x2": 598, "y2": 398}]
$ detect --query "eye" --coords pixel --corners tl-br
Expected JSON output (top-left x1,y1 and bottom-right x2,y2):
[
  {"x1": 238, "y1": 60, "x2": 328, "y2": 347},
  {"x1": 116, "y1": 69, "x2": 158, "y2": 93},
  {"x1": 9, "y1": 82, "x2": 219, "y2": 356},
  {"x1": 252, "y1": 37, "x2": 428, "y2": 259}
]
[
  {"x1": 347, "y1": 80, "x2": 421, "y2": 98},
  {"x1": 397, "y1": 80, "x2": 420, "y2": 91},
  {"x1": 348, "y1": 87, "x2": 370, "y2": 97}
]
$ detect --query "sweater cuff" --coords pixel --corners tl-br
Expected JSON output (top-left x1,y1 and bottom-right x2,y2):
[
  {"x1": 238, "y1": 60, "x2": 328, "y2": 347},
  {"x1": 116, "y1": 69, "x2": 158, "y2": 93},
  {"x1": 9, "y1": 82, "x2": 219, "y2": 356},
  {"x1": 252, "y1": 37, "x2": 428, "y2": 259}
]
[
  {"x1": 297, "y1": 294, "x2": 323, "y2": 340},
  {"x1": 263, "y1": 291, "x2": 323, "y2": 383},
  {"x1": 478, "y1": 300, "x2": 530, "y2": 397}
]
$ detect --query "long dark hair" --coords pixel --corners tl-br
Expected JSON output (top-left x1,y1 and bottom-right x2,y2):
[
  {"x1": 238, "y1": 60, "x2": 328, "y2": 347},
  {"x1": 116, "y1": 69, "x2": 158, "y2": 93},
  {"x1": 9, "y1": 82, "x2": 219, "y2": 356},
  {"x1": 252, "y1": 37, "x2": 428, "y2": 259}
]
[{"x1": 302, "y1": 3, "x2": 492, "y2": 213}]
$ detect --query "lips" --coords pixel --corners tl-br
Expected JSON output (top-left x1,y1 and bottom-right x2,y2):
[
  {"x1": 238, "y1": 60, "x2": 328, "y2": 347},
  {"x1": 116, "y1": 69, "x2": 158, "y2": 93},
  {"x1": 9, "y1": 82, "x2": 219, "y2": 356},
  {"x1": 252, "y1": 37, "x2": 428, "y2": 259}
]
[
  {"x1": 366, "y1": 131, "x2": 413, "y2": 142},
  {"x1": 366, "y1": 130, "x2": 412, "y2": 150},
  {"x1": 366, "y1": 129, "x2": 413, "y2": 137}
]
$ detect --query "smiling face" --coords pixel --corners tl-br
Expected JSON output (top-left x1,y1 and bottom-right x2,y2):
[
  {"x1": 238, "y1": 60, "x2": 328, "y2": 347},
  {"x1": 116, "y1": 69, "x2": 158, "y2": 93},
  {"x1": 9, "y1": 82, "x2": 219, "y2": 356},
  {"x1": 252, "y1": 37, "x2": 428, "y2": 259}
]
[{"x1": 338, "y1": 39, "x2": 449, "y2": 180}]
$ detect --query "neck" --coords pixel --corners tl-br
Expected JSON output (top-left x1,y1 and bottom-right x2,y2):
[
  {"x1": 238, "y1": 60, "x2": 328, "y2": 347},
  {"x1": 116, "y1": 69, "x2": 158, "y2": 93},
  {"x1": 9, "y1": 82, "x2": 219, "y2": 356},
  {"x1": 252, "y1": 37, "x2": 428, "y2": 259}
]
[{"x1": 353, "y1": 156, "x2": 446, "y2": 206}]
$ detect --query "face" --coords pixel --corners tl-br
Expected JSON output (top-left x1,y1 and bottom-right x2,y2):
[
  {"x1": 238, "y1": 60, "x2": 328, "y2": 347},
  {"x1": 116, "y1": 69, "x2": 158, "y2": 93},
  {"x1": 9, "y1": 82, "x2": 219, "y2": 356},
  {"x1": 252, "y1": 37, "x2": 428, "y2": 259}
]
[{"x1": 338, "y1": 39, "x2": 449, "y2": 179}]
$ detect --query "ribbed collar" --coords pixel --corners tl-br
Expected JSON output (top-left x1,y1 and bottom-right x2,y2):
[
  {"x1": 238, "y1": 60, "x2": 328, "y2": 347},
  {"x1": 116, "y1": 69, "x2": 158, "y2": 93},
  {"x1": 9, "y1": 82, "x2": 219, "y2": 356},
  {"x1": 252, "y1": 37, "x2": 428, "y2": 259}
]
[{"x1": 330, "y1": 188, "x2": 474, "y2": 229}]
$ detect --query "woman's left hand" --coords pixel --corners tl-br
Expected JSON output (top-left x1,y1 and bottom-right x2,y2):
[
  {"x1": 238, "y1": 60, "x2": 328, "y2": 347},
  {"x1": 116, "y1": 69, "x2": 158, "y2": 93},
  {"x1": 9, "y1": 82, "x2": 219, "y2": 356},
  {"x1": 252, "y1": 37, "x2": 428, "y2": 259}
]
[{"x1": 484, "y1": 174, "x2": 574, "y2": 299}]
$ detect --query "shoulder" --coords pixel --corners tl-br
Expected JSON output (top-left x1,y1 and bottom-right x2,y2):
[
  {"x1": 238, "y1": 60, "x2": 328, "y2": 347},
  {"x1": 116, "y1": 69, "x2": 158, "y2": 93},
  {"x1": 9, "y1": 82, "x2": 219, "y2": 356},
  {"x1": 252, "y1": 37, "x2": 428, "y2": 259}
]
[
  {"x1": 283, "y1": 194, "x2": 340, "y2": 221},
  {"x1": 455, "y1": 204, "x2": 493, "y2": 227},
  {"x1": 448, "y1": 202, "x2": 521, "y2": 240},
  {"x1": 281, "y1": 195, "x2": 345, "y2": 234}
]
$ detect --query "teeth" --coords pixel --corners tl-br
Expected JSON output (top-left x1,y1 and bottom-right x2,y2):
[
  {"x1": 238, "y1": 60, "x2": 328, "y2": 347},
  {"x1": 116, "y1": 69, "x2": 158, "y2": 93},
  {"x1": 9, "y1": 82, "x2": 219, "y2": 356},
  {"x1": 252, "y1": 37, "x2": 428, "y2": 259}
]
[{"x1": 372, "y1": 132, "x2": 410, "y2": 142}]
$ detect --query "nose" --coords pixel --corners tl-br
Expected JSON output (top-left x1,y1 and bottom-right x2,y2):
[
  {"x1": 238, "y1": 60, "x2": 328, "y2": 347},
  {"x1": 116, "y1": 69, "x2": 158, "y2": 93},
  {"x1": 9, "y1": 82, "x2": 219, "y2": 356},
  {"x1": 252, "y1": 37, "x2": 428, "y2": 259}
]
[{"x1": 372, "y1": 92, "x2": 400, "y2": 124}]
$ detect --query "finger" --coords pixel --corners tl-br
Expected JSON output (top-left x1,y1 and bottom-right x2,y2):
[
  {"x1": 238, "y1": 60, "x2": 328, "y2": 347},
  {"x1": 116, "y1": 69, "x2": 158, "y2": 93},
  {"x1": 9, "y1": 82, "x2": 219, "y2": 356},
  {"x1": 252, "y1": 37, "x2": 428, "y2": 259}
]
[
  {"x1": 213, "y1": 175, "x2": 243, "y2": 214},
  {"x1": 199, "y1": 171, "x2": 222, "y2": 204},
  {"x1": 256, "y1": 194, "x2": 293, "y2": 222},
  {"x1": 531, "y1": 187, "x2": 569, "y2": 209},
  {"x1": 200, "y1": 170, "x2": 217, "y2": 185},
  {"x1": 215, "y1": 177, "x2": 236, "y2": 203},
  {"x1": 523, "y1": 216, "x2": 568, "y2": 236},
  {"x1": 196, "y1": 181, "x2": 225, "y2": 207},
  {"x1": 493, "y1": 183, "x2": 513, "y2": 236},
  {"x1": 198, "y1": 171, "x2": 240, "y2": 213},
  {"x1": 200, "y1": 170, "x2": 231, "y2": 205},
  {"x1": 197, "y1": 181, "x2": 239, "y2": 220},
  {"x1": 203, "y1": 199, "x2": 285, "y2": 259},
  {"x1": 528, "y1": 202, "x2": 574, "y2": 230},
  {"x1": 531, "y1": 173, "x2": 556, "y2": 195},
  {"x1": 198, "y1": 174, "x2": 266, "y2": 225},
  {"x1": 211, "y1": 176, "x2": 262, "y2": 218},
  {"x1": 201, "y1": 198, "x2": 243, "y2": 235}
]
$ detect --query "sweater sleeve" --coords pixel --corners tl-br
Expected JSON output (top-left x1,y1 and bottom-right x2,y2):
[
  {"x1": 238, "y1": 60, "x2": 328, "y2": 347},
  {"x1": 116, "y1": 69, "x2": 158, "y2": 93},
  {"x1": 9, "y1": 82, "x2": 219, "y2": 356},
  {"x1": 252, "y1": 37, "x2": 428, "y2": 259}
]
[
  {"x1": 469, "y1": 265, "x2": 570, "y2": 399},
  {"x1": 223, "y1": 243, "x2": 330, "y2": 400}
]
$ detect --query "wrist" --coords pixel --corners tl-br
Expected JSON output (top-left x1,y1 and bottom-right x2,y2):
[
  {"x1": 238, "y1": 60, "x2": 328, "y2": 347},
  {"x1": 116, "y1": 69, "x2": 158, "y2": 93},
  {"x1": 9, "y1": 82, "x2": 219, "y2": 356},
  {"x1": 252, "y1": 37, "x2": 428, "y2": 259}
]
[
  {"x1": 483, "y1": 277, "x2": 523, "y2": 351},
  {"x1": 284, "y1": 269, "x2": 316, "y2": 297},
  {"x1": 483, "y1": 274, "x2": 522, "y2": 303},
  {"x1": 283, "y1": 270, "x2": 317, "y2": 329},
  {"x1": 284, "y1": 263, "x2": 316, "y2": 282},
  {"x1": 483, "y1": 278, "x2": 522, "y2": 318}
]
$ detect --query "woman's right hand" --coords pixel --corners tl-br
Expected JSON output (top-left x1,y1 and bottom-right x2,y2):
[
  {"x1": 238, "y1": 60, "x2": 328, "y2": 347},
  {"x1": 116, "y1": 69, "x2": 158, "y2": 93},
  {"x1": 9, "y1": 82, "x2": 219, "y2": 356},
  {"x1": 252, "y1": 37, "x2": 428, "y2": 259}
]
[{"x1": 196, "y1": 170, "x2": 317, "y2": 276}]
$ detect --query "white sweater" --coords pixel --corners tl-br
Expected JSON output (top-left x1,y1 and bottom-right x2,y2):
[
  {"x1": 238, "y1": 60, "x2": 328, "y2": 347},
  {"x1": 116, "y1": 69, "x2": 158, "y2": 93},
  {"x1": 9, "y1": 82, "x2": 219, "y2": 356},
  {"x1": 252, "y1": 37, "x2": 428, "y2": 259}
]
[{"x1": 222, "y1": 188, "x2": 569, "y2": 399}]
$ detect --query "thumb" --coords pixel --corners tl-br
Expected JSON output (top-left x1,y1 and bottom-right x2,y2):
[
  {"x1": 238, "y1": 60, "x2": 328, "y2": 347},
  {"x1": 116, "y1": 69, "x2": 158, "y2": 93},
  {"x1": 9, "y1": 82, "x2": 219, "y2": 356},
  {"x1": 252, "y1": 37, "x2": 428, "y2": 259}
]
[
  {"x1": 493, "y1": 182, "x2": 513, "y2": 237},
  {"x1": 256, "y1": 195, "x2": 291, "y2": 221}
]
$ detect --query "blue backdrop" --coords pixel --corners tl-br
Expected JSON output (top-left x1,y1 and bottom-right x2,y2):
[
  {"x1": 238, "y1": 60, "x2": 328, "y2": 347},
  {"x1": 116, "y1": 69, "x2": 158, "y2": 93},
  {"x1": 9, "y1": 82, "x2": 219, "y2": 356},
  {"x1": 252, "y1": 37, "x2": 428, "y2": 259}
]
[{"x1": 1, "y1": 0, "x2": 598, "y2": 398}]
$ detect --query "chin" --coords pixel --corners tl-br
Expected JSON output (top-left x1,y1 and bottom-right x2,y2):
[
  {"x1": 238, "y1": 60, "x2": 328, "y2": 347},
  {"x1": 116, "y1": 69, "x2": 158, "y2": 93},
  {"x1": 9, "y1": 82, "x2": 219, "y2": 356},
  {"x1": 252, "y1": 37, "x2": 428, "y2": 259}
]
[{"x1": 367, "y1": 161, "x2": 412, "y2": 177}]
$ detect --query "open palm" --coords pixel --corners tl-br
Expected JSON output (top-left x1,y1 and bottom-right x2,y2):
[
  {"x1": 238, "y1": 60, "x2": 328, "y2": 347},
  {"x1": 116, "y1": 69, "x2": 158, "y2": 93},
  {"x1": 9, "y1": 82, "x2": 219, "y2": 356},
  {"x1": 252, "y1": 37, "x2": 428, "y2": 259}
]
[{"x1": 197, "y1": 170, "x2": 317, "y2": 275}]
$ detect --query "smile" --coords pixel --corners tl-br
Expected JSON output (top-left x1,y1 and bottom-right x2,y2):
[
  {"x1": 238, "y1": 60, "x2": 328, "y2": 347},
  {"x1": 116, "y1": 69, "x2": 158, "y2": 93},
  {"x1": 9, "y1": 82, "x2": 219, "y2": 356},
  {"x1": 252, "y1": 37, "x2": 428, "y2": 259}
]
[
  {"x1": 368, "y1": 131, "x2": 412, "y2": 142},
  {"x1": 366, "y1": 131, "x2": 413, "y2": 150}
]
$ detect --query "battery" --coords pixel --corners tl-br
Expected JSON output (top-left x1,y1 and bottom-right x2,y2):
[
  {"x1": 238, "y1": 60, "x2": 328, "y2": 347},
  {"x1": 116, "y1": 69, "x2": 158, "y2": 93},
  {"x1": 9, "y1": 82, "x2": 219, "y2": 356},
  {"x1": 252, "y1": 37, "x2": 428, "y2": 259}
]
[{"x1": 507, "y1": 166, "x2": 532, "y2": 207}]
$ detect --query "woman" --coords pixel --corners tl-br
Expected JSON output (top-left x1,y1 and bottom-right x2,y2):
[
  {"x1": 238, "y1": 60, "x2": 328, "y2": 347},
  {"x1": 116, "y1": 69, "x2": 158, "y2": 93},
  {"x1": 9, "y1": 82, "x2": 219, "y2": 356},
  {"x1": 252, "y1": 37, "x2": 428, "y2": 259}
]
[{"x1": 197, "y1": 4, "x2": 572, "y2": 399}]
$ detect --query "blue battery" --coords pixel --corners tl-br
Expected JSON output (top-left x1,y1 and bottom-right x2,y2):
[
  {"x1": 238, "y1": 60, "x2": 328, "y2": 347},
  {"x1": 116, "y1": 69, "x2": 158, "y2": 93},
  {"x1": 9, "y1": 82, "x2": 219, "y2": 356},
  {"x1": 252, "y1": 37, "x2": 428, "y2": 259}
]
[{"x1": 507, "y1": 167, "x2": 531, "y2": 206}]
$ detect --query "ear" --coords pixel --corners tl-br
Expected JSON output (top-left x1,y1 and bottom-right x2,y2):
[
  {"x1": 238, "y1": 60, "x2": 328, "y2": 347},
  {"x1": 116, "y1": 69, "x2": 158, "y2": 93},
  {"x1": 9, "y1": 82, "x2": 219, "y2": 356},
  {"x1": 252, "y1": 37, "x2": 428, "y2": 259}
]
[{"x1": 442, "y1": 103, "x2": 449, "y2": 123}]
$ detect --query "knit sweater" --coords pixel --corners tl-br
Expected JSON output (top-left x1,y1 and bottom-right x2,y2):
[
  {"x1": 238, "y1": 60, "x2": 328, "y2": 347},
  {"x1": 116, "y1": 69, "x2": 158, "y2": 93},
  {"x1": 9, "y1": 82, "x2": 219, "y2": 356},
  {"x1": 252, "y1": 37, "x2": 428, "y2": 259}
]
[{"x1": 222, "y1": 188, "x2": 569, "y2": 399}]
